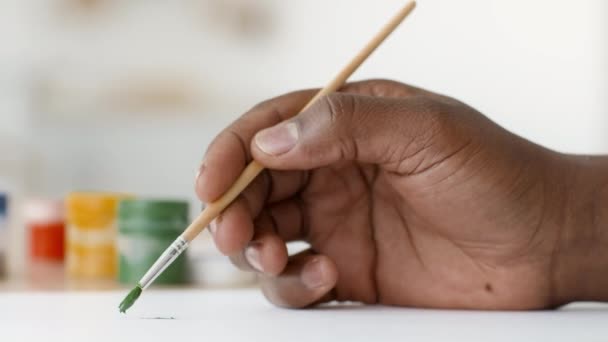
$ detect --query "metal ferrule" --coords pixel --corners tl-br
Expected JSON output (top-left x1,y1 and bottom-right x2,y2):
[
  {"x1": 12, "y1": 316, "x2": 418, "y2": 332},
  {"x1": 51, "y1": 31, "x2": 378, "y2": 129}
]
[{"x1": 138, "y1": 236, "x2": 189, "y2": 290}]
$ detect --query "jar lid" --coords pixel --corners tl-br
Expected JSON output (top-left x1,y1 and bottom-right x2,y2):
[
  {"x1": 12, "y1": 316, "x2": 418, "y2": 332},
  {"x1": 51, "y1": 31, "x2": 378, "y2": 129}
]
[
  {"x1": 0, "y1": 193, "x2": 6, "y2": 217},
  {"x1": 23, "y1": 198, "x2": 64, "y2": 224},
  {"x1": 66, "y1": 192, "x2": 132, "y2": 227},
  {"x1": 118, "y1": 199, "x2": 189, "y2": 233},
  {"x1": 67, "y1": 192, "x2": 131, "y2": 214}
]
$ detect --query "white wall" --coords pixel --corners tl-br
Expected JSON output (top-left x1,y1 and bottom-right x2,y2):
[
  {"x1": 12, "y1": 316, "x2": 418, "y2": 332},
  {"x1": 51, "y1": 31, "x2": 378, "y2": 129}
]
[
  {"x1": 0, "y1": 0, "x2": 606, "y2": 207},
  {"x1": 271, "y1": 0, "x2": 608, "y2": 153}
]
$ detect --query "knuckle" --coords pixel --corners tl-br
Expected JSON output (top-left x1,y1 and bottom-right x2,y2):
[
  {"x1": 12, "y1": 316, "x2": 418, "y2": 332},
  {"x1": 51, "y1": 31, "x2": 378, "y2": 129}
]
[
  {"x1": 365, "y1": 78, "x2": 402, "y2": 89},
  {"x1": 250, "y1": 98, "x2": 275, "y2": 113},
  {"x1": 412, "y1": 96, "x2": 452, "y2": 131},
  {"x1": 317, "y1": 93, "x2": 361, "y2": 161},
  {"x1": 320, "y1": 93, "x2": 355, "y2": 125},
  {"x1": 389, "y1": 96, "x2": 462, "y2": 174},
  {"x1": 349, "y1": 78, "x2": 422, "y2": 97}
]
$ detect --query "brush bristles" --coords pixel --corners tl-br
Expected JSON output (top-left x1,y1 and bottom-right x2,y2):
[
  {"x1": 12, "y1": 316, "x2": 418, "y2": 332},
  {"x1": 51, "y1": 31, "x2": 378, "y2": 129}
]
[{"x1": 119, "y1": 284, "x2": 143, "y2": 313}]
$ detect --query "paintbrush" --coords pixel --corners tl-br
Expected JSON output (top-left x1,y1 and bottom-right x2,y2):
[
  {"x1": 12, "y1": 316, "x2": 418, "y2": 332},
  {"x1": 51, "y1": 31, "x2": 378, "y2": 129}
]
[{"x1": 119, "y1": 0, "x2": 417, "y2": 313}]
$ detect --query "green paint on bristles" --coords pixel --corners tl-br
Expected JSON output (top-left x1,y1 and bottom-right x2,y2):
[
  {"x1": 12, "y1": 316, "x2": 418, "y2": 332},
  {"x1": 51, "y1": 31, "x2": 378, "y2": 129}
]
[{"x1": 119, "y1": 284, "x2": 143, "y2": 313}]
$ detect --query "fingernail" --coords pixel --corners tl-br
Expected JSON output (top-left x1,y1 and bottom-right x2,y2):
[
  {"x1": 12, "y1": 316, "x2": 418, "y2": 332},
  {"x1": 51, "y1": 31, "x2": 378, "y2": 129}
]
[
  {"x1": 195, "y1": 163, "x2": 205, "y2": 181},
  {"x1": 301, "y1": 258, "x2": 325, "y2": 289},
  {"x1": 255, "y1": 122, "x2": 299, "y2": 156},
  {"x1": 245, "y1": 243, "x2": 263, "y2": 272},
  {"x1": 209, "y1": 219, "x2": 218, "y2": 235}
]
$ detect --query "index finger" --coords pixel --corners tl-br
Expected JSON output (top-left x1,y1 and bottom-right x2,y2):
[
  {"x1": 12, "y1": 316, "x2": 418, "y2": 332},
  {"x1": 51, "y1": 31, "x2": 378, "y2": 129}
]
[
  {"x1": 195, "y1": 79, "x2": 427, "y2": 203},
  {"x1": 195, "y1": 89, "x2": 317, "y2": 203}
]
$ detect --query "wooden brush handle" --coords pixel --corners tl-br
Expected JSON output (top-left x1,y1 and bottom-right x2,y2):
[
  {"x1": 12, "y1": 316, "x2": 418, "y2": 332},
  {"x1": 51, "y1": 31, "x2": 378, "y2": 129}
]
[
  {"x1": 182, "y1": 0, "x2": 416, "y2": 243},
  {"x1": 182, "y1": 161, "x2": 265, "y2": 241}
]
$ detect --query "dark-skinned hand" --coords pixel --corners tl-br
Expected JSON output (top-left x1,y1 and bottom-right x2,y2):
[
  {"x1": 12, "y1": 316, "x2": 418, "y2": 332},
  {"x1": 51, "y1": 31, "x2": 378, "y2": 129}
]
[{"x1": 195, "y1": 79, "x2": 608, "y2": 309}]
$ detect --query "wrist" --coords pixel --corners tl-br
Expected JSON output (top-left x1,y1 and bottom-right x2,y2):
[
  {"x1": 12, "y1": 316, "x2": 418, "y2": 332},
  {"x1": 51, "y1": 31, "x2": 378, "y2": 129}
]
[{"x1": 552, "y1": 154, "x2": 608, "y2": 305}]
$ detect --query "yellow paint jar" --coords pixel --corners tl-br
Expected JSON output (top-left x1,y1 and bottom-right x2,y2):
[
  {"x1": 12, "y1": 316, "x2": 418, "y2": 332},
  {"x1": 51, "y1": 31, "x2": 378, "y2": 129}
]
[{"x1": 66, "y1": 192, "x2": 130, "y2": 278}]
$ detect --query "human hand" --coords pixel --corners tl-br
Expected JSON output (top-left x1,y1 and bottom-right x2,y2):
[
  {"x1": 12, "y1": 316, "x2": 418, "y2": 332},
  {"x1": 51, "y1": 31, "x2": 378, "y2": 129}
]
[{"x1": 195, "y1": 79, "x2": 602, "y2": 309}]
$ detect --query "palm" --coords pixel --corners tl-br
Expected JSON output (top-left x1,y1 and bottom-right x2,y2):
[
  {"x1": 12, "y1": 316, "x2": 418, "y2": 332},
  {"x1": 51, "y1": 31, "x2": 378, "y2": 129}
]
[{"x1": 299, "y1": 151, "x2": 555, "y2": 309}]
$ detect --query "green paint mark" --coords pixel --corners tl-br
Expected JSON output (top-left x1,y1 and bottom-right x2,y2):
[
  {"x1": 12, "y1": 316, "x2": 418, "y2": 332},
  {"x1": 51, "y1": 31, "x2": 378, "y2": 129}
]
[
  {"x1": 142, "y1": 316, "x2": 176, "y2": 320},
  {"x1": 119, "y1": 284, "x2": 143, "y2": 313}
]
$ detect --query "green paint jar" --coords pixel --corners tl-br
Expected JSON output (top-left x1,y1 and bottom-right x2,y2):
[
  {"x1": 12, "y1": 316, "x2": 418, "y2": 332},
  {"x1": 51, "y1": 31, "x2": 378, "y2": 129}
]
[{"x1": 118, "y1": 199, "x2": 189, "y2": 285}]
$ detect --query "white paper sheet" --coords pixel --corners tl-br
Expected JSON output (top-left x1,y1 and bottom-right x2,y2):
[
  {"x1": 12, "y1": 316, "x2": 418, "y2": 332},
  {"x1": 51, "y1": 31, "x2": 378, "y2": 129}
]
[{"x1": 1, "y1": 289, "x2": 607, "y2": 342}]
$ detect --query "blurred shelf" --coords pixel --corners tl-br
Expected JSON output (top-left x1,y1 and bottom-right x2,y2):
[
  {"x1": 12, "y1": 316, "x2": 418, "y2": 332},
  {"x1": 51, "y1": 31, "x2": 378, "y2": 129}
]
[
  {"x1": 0, "y1": 262, "x2": 256, "y2": 292},
  {"x1": 0, "y1": 277, "x2": 256, "y2": 292}
]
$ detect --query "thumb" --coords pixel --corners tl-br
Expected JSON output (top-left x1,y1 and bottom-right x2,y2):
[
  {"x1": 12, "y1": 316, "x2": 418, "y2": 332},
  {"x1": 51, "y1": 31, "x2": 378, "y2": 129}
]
[{"x1": 251, "y1": 93, "x2": 435, "y2": 170}]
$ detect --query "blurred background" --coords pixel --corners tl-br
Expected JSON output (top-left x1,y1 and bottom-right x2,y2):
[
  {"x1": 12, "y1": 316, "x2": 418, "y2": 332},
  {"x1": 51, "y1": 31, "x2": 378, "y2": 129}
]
[{"x1": 0, "y1": 0, "x2": 606, "y2": 290}]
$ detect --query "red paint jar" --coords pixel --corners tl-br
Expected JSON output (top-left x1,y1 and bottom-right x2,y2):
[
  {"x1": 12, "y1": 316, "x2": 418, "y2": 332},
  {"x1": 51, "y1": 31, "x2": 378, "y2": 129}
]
[{"x1": 24, "y1": 199, "x2": 65, "y2": 261}]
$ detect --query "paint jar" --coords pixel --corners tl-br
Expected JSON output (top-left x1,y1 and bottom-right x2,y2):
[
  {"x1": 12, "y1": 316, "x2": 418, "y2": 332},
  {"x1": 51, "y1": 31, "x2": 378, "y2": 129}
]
[
  {"x1": 0, "y1": 194, "x2": 7, "y2": 278},
  {"x1": 118, "y1": 199, "x2": 189, "y2": 285},
  {"x1": 66, "y1": 192, "x2": 127, "y2": 278},
  {"x1": 24, "y1": 199, "x2": 65, "y2": 262}
]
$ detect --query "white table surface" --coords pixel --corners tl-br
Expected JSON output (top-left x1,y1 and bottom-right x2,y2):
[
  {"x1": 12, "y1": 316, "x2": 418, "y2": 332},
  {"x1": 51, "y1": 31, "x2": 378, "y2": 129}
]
[{"x1": 1, "y1": 288, "x2": 607, "y2": 342}]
